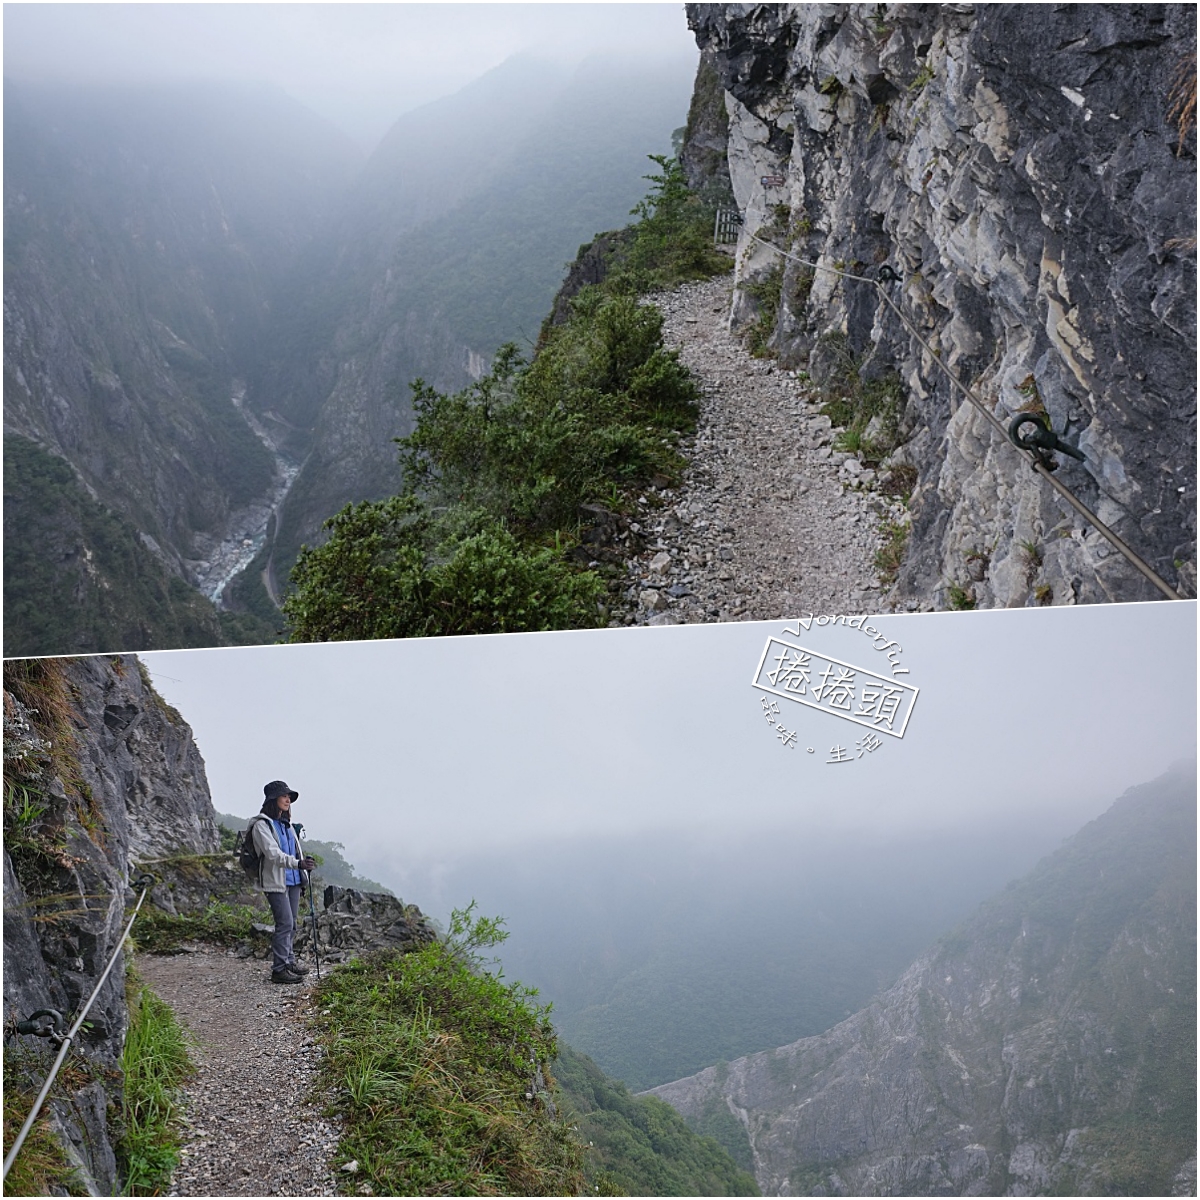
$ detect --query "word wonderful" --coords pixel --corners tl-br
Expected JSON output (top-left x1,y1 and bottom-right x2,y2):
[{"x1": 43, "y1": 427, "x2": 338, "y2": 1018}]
[{"x1": 782, "y1": 613, "x2": 908, "y2": 676}]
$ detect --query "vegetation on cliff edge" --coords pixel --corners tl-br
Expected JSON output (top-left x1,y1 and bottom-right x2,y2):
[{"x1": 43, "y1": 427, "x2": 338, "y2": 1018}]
[
  {"x1": 284, "y1": 156, "x2": 728, "y2": 642},
  {"x1": 310, "y1": 906, "x2": 586, "y2": 1196},
  {"x1": 554, "y1": 1043, "x2": 759, "y2": 1196}
]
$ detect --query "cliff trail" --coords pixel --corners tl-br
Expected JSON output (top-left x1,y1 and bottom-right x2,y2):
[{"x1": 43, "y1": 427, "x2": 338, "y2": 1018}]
[
  {"x1": 136, "y1": 951, "x2": 341, "y2": 1197},
  {"x1": 621, "y1": 276, "x2": 908, "y2": 625}
]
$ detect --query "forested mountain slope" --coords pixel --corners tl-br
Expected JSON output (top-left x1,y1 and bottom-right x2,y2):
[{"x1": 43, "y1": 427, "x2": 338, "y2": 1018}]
[
  {"x1": 262, "y1": 52, "x2": 699, "y2": 581},
  {"x1": 3, "y1": 80, "x2": 360, "y2": 652},
  {"x1": 649, "y1": 762, "x2": 1197, "y2": 1196},
  {"x1": 3, "y1": 53, "x2": 697, "y2": 654}
]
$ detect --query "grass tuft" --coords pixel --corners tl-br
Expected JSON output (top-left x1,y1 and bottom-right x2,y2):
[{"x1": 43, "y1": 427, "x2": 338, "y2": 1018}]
[
  {"x1": 2, "y1": 1054, "x2": 88, "y2": 1197},
  {"x1": 874, "y1": 520, "x2": 911, "y2": 587},
  {"x1": 740, "y1": 264, "x2": 785, "y2": 358},
  {"x1": 947, "y1": 583, "x2": 976, "y2": 610},
  {"x1": 116, "y1": 975, "x2": 194, "y2": 1196},
  {"x1": 813, "y1": 333, "x2": 906, "y2": 464},
  {"x1": 312, "y1": 905, "x2": 585, "y2": 1196},
  {"x1": 129, "y1": 902, "x2": 261, "y2": 954}
]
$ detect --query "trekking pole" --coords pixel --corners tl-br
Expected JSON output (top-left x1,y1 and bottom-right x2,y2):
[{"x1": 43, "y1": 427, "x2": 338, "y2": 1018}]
[{"x1": 293, "y1": 824, "x2": 322, "y2": 980}]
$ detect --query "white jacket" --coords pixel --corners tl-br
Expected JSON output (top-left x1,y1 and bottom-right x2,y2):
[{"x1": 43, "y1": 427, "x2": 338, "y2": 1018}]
[{"x1": 249, "y1": 815, "x2": 306, "y2": 893}]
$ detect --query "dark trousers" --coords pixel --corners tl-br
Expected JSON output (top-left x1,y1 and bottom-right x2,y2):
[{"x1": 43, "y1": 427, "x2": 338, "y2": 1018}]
[{"x1": 267, "y1": 885, "x2": 302, "y2": 972}]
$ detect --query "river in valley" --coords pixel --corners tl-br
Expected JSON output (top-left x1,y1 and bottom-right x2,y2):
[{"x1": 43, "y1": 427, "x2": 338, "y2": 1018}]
[{"x1": 190, "y1": 385, "x2": 300, "y2": 605}]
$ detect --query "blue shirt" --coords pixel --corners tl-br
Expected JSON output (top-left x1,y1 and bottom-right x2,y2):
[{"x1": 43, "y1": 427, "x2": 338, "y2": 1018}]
[{"x1": 272, "y1": 819, "x2": 301, "y2": 886}]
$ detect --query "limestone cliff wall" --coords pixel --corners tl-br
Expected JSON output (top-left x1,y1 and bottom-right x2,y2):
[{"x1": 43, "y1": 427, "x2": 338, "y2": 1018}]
[
  {"x1": 687, "y1": 3, "x2": 1196, "y2": 608},
  {"x1": 3, "y1": 655, "x2": 219, "y2": 1192}
]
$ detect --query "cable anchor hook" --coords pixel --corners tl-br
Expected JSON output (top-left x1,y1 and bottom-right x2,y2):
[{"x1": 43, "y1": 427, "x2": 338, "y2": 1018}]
[
  {"x1": 1008, "y1": 413, "x2": 1086, "y2": 471},
  {"x1": 16, "y1": 1009, "x2": 67, "y2": 1046}
]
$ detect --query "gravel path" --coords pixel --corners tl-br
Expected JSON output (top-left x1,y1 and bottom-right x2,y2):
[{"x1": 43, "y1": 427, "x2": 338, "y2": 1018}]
[
  {"x1": 137, "y1": 950, "x2": 343, "y2": 1197},
  {"x1": 615, "y1": 276, "x2": 908, "y2": 625}
]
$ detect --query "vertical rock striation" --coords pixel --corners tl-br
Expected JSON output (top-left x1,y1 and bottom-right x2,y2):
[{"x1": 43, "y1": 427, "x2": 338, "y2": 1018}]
[
  {"x1": 3, "y1": 655, "x2": 219, "y2": 1192},
  {"x1": 687, "y1": 4, "x2": 1196, "y2": 608}
]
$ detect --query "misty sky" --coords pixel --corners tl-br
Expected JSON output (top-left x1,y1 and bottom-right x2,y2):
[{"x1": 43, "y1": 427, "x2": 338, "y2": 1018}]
[
  {"x1": 140, "y1": 602, "x2": 1197, "y2": 890},
  {"x1": 3, "y1": 4, "x2": 698, "y2": 149}
]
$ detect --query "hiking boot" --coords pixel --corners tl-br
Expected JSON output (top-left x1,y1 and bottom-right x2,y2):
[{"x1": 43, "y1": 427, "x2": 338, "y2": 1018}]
[
  {"x1": 287, "y1": 961, "x2": 311, "y2": 976},
  {"x1": 271, "y1": 966, "x2": 304, "y2": 985}
]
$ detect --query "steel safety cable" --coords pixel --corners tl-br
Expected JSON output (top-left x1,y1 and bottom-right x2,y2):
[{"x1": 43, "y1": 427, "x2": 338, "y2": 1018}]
[
  {"x1": 3, "y1": 873, "x2": 156, "y2": 1182},
  {"x1": 739, "y1": 223, "x2": 1183, "y2": 600}
]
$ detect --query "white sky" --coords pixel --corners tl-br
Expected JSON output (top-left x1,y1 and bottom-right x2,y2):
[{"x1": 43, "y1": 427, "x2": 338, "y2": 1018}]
[
  {"x1": 140, "y1": 602, "x2": 1197, "y2": 887},
  {"x1": 3, "y1": 3, "x2": 698, "y2": 149}
]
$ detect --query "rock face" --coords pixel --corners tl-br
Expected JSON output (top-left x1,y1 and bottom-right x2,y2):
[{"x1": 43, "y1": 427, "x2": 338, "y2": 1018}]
[
  {"x1": 3, "y1": 655, "x2": 220, "y2": 1192},
  {"x1": 687, "y1": 4, "x2": 1196, "y2": 608},
  {"x1": 647, "y1": 761, "x2": 1197, "y2": 1196},
  {"x1": 291, "y1": 886, "x2": 439, "y2": 964},
  {"x1": 3, "y1": 81, "x2": 359, "y2": 577}
]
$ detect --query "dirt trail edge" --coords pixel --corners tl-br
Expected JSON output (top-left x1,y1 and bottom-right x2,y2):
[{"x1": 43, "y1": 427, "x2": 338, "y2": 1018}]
[
  {"x1": 617, "y1": 276, "x2": 908, "y2": 625},
  {"x1": 138, "y1": 950, "x2": 342, "y2": 1197}
]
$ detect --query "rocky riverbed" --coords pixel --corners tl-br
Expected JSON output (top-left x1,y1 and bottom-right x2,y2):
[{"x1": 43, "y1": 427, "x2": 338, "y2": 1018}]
[
  {"x1": 609, "y1": 276, "x2": 910, "y2": 627},
  {"x1": 189, "y1": 385, "x2": 300, "y2": 605}
]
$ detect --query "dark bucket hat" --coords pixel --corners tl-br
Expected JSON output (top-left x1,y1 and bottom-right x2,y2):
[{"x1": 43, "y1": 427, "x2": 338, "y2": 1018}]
[{"x1": 264, "y1": 780, "x2": 299, "y2": 802}]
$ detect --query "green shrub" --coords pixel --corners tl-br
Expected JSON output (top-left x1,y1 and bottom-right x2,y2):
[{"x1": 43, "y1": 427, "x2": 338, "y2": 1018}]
[
  {"x1": 616, "y1": 155, "x2": 732, "y2": 291},
  {"x1": 284, "y1": 499, "x2": 604, "y2": 643},
  {"x1": 312, "y1": 906, "x2": 585, "y2": 1196},
  {"x1": 284, "y1": 155, "x2": 717, "y2": 644}
]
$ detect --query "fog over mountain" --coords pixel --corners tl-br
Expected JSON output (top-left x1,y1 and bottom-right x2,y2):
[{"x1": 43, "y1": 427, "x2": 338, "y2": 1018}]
[
  {"x1": 4, "y1": 10, "x2": 699, "y2": 654},
  {"x1": 4, "y1": 3, "x2": 696, "y2": 150},
  {"x1": 142, "y1": 601, "x2": 1195, "y2": 1111}
]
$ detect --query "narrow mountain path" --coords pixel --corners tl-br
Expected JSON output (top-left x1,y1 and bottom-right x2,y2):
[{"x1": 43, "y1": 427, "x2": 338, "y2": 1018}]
[
  {"x1": 137, "y1": 950, "x2": 343, "y2": 1197},
  {"x1": 616, "y1": 276, "x2": 907, "y2": 625}
]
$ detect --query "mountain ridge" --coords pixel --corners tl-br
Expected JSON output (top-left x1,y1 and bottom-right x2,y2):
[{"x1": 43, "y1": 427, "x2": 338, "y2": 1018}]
[{"x1": 646, "y1": 760, "x2": 1197, "y2": 1196}]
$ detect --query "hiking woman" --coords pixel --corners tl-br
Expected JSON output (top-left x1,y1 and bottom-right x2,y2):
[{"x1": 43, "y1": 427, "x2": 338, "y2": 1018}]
[{"x1": 252, "y1": 780, "x2": 316, "y2": 984}]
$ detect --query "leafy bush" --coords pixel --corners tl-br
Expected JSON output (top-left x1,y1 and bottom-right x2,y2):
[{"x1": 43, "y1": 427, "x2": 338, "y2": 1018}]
[
  {"x1": 284, "y1": 154, "x2": 721, "y2": 644},
  {"x1": 312, "y1": 906, "x2": 585, "y2": 1196},
  {"x1": 284, "y1": 500, "x2": 604, "y2": 642},
  {"x1": 614, "y1": 155, "x2": 732, "y2": 291}
]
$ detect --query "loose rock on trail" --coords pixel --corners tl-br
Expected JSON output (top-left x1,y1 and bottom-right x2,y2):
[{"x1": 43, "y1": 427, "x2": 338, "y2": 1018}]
[
  {"x1": 613, "y1": 275, "x2": 907, "y2": 626},
  {"x1": 137, "y1": 950, "x2": 342, "y2": 1197}
]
